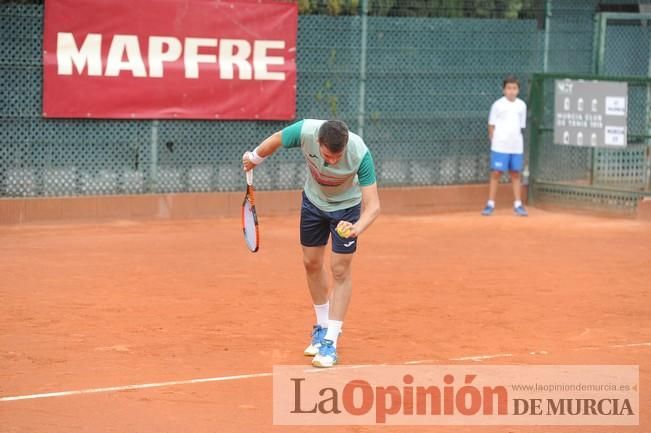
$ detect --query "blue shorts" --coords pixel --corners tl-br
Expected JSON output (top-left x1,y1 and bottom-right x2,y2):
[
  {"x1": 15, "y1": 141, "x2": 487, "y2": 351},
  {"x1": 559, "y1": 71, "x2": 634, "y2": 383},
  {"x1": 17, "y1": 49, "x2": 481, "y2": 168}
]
[
  {"x1": 490, "y1": 151, "x2": 524, "y2": 172},
  {"x1": 300, "y1": 191, "x2": 361, "y2": 254}
]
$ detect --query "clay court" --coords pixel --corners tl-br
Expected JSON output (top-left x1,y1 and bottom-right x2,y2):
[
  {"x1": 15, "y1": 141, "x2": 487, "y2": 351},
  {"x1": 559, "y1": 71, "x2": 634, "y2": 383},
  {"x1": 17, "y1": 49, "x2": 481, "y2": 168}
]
[{"x1": 1, "y1": 208, "x2": 650, "y2": 432}]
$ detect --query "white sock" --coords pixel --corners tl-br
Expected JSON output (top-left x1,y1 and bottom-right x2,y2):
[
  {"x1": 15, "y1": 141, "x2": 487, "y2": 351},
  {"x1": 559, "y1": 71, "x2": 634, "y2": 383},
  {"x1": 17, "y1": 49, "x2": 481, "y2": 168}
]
[
  {"x1": 514, "y1": 200, "x2": 522, "y2": 208},
  {"x1": 487, "y1": 200, "x2": 495, "y2": 208},
  {"x1": 324, "y1": 320, "x2": 343, "y2": 347},
  {"x1": 313, "y1": 302, "x2": 329, "y2": 328}
]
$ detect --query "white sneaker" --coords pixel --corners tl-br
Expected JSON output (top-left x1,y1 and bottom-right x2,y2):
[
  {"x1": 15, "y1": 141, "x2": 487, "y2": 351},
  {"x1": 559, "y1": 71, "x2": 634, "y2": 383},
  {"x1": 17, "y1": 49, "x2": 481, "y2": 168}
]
[
  {"x1": 304, "y1": 325, "x2": 327, "y2": 356},
  {"x1": 312, "y1": 339, "x2": 338, "y2": 368}
]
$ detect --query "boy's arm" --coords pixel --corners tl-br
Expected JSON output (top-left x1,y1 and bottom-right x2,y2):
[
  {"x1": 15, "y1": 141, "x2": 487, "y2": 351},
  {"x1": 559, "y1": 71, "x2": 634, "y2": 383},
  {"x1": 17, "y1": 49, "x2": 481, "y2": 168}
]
[
  {"x1": 488, "y1": 102, "x2": 497, "y2": 140},
  {"x1": 242, "y1": 120, "x2": 303, "y2": 171}
]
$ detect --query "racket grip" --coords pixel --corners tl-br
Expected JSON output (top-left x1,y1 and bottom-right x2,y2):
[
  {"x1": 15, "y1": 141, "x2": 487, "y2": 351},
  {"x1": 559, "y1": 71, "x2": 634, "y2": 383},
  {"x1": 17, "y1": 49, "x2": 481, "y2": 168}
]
[{"x1": 245, "y1": 168, "x2": 253, "y2": 186}]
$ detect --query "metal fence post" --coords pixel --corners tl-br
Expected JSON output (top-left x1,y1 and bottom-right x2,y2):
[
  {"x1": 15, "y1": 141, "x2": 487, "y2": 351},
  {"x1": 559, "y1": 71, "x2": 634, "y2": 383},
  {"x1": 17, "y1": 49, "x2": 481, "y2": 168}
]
[
  {"x1": 543, "y1": 0, "x2": 551, "y2": 72},
  {"x1": 357, "y1": 0, "x2": 368, "y2": 138},
  {"x1": 150, "y1": 120, "x2": 159, "y2": 192},
  {"x1": 590, "y1": 13, "x2": 606, "y2": 185},
  {"x1": 528, "y1": 74, "x2": 545, "y2": 206}
]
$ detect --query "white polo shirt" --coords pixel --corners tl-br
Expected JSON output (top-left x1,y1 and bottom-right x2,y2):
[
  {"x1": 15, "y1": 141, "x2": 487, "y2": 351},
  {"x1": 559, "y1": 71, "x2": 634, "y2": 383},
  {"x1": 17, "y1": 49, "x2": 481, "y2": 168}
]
[{"x1": 488, "y1": 96, "x2": 527, "y2": 154}]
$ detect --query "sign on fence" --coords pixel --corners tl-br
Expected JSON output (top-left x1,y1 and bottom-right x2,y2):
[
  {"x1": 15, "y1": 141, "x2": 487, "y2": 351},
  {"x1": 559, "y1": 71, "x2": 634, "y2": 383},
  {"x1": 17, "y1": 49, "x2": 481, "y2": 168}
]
[
  {"x1": 42, "y1": 0, "x2": 298, "y2": 120},
  {"x1": 554, "y1": 79, "x2": 628, "y2": 147}
]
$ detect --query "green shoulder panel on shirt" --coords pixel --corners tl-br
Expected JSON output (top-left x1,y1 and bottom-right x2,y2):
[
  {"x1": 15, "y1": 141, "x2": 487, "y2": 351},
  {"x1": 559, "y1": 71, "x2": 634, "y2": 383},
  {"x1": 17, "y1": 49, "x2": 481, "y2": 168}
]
[
  {"x1": 357, "y1": 150, "x2": 376, "y2": 187},
  {"x1": 281, "y1": 120, "x2": 304, "y2": 148}
]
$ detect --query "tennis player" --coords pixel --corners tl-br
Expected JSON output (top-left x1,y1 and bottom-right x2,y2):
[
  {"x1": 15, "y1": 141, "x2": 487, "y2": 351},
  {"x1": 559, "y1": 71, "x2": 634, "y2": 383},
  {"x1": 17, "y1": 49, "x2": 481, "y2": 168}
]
[
  {"x1": 482, "y1": 75, "x2": 528, "y2": 217},
  {"x1": 242, "y1": 119, "x2": 380, "y2": 367}
]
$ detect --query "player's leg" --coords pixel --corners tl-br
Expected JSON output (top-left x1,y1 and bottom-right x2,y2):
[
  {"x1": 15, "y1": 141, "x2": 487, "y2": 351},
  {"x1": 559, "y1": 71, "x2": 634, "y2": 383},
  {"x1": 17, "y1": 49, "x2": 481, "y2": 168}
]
[
  {"x1": 328, "y1": 251, "x2": 353, "y2": 322},
  {"x1": 302, "y1": 245, "x2": 328, "y2": 305},
  {"x1": 299, "y1": 192, "x2": 332, "y2": 355},
  {"x1": 312, "y1": 202, "x2": 360, "y2": 368},
  {"x1": 483, "y1": 151, "x2": 506, "y2": 215},
  {"x1": 301, "y1": 245, "x2": 330, "y2": 356},
  {"x1": 509, "y1": 153, "x2": 528, "y2": 216},
  {"x1": 312, "y1": 251, "x2": 353, "y2": 368}
]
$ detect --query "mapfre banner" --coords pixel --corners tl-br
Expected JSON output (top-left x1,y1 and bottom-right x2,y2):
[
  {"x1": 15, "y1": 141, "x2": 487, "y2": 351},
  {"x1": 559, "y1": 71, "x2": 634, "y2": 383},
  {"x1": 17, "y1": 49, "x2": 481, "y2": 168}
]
[{"x1": 42, "y1": 0, "x2": 297, "y2": 120}]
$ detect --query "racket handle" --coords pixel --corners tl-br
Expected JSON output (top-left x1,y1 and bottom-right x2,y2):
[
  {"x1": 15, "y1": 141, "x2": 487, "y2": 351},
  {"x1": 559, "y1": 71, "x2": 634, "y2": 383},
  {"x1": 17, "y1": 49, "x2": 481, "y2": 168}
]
[{"x1": 246, "y1": 168, "x2": 253, "y2": 186}]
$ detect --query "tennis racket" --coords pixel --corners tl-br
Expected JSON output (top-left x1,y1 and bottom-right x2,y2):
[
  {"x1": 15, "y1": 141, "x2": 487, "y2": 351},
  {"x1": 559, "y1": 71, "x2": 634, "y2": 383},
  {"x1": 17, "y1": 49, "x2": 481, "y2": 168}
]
[{"x1": 242, "y1": 168, "x2": 259, "y2": 252}]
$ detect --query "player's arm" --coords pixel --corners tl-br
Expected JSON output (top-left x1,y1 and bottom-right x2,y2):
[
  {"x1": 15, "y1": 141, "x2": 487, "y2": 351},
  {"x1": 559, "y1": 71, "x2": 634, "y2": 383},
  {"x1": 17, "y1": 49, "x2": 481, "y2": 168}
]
[
  {"x1": 242, "y1": 120, "x2": 303, "y2": 171},
  {"x1": 242, "y1": 132, "x2": 282, "y2": 171},
  {"x1": 337, "y1": 151, "x2": 380, "y2": 238},
  {"x1": 337, "y1": 184, "x2": 380, "y2": 238},
  {"x1": 355, "y1": 183, "x2": 380, "y2": 236},
  {"x1": 488, "y1": 124, "x2": 495, "y2": 140}
]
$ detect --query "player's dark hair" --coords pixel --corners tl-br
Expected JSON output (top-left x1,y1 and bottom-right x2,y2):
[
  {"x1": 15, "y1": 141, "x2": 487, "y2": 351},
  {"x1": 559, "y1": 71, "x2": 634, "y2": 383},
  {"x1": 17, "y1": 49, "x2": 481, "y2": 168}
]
[
  {"x1": 503, "y1": 75, "x2": 520, "y2": 88},
  {"x1": 318, "y1": 120, "x2": 349, "y2": 153}
]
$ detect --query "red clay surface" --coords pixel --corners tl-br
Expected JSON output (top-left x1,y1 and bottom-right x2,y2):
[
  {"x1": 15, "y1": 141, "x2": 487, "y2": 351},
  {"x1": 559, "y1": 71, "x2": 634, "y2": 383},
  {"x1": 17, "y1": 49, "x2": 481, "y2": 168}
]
[{"x1": 1, "y1": 208, "x2": 650, "y2": 432}]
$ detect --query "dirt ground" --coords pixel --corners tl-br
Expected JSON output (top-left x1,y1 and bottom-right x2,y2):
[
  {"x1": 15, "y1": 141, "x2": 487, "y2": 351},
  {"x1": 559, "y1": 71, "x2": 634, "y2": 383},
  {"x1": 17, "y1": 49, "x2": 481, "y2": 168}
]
[{"x1": 1, "y1": 208, "x2": 650, "y2": 433}]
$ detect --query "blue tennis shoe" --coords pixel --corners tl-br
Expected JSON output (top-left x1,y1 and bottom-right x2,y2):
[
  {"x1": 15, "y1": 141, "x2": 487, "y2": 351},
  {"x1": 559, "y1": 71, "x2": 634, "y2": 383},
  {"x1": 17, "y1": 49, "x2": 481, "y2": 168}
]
[
  {"x1": 481, "y1": 204, "x2": 495, "y2": 216},
  {"x1": 312, "y1": 339, "x2": 338, "y2": 368},
  {"x1": 304, "y1": 324, "x2": 327, "y2": 356},
  {"x1": 514, "y1": 205, "x2": 529, "y2": 217}
]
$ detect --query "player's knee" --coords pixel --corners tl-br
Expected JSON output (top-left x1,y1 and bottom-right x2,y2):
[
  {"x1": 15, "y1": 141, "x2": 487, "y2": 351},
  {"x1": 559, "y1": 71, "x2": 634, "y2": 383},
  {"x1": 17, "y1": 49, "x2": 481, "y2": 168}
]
[
  {"x1": 491, "y1": 170, "x2": 502, "y2": 178},
  {"x1": 510, "y1": 171, "x2": 520, "y2": 178},
  {"x1": 303, "y1": 255, "x2": 323, "y2": 273},
  {"x1": 330, "y1": 262, "x2": 351, "y2": 282}
]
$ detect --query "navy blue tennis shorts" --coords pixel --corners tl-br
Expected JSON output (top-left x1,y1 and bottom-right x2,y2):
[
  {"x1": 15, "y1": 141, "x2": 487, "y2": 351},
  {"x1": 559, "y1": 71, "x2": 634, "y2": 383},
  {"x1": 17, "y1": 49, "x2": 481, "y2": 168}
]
[{"x1": 300, "y1": 191, "x2": 361, "y2": 254}]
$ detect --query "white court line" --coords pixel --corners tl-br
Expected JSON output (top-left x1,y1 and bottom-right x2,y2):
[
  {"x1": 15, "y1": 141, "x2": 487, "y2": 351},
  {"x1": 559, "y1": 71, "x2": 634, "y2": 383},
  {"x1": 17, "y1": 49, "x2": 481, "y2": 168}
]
[
  {"x1": 0, "y1": 364, "x2": 381, "y2": 402},
  {"x1": 449, "y1": 353, "x2": 513, "y2": 362},
  {"x1": 407, "y1": 354, "x2": 513, "y2": 364},
  {"x1": 404, "y1": 359, "x2": 436, "y2": 365},
  {"x1": 0, "y1": 372, "x2": 273, "y2": 402},
  {"x1": 574, "y1": 341, "x2": 651, "y2": 351},
  {"x1": 2, "y1": 342, "x2": 649, "y2": 403},
  {"x1": 608, "y1": 342, "x2": 651, "y2": 348}
]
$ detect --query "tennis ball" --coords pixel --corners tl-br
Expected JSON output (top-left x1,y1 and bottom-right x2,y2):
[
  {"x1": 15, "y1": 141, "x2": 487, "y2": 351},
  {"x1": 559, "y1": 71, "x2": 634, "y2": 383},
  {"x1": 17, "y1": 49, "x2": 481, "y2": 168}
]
[{"x1": 336, "y1": 226, "x2": 351, "y2": 238}]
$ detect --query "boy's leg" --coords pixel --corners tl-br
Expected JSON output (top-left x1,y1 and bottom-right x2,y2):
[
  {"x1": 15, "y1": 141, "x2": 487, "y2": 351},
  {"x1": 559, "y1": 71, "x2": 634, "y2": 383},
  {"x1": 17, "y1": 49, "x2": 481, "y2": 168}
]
[
  {"x1": 483, "y1": 170, "x2": 502, "y2": 215},
  {"x1": 509, "y1": 153, "x2": 528, "y2": 216},
  {"x1": 484, "y1": 151, "x2": 508, "y2": 214},
  {"x1": 488, "y1": 170, "x2": 501, "y2": 203},
  {"x1": 510, "y1": 171, "x2": 522, "y2": 203}
]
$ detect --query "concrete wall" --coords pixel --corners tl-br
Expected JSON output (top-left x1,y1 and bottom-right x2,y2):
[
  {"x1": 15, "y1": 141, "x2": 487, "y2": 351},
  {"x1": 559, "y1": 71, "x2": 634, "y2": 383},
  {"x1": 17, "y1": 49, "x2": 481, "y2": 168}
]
[{"x1": 0, "y1": 184, "x2": 527, "y2": 225}]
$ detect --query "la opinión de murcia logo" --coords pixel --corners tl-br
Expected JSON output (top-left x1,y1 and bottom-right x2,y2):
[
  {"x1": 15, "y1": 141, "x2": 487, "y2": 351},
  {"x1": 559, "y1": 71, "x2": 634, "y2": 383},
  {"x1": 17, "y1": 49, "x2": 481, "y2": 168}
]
[
  {"x1": 290, "y1": 374, "x2": 507, "y2": 422},
  {"x1": 284, "y1": 372, "x2": 635, "y2": 424}
]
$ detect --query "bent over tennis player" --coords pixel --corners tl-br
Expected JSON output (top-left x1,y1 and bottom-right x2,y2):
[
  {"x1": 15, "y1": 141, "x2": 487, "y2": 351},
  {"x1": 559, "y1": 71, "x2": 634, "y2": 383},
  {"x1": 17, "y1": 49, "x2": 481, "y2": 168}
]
[{"x1": 242, "y1": 119, "x2": 380, "y2": 367}]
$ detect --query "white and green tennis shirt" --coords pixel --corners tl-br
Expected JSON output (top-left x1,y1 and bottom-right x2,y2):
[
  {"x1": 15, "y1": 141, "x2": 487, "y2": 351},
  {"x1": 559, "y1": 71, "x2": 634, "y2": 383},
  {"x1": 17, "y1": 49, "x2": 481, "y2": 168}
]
[{"x1": 281, "y1": 119, "x2": 376, "y2": 212}]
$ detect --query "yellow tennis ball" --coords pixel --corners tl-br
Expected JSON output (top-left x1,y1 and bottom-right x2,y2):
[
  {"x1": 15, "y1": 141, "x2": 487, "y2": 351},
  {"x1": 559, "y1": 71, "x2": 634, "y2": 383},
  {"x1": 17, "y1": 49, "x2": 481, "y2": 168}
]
[{"x1": 336, "y1": 226, "x2": 351, "y2": 238}]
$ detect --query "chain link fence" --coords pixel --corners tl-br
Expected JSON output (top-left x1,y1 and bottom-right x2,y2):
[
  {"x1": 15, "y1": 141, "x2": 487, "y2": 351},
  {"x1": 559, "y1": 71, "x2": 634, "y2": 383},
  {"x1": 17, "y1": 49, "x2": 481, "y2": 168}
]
[{"x1": 0, "y1": 1, "x2": 646, "y2": 198}]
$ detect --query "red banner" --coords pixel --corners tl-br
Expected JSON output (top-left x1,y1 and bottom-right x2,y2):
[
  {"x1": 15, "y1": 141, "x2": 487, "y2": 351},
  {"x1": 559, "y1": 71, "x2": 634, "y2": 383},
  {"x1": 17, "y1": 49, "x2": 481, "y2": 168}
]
[{"x1": 42, "y1": 0, "x2": 297, "y2": 120}]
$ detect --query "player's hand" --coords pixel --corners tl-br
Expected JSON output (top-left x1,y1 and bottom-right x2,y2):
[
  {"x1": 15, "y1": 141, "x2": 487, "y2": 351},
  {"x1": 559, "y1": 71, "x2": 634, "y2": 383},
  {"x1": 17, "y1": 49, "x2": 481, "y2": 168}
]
[
  {"x1": 336, "y1": 220, "x2": 359, "y2": 238},
  {"x1": 242, "y1": 152, "x2": 255, "y2": 172}
]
